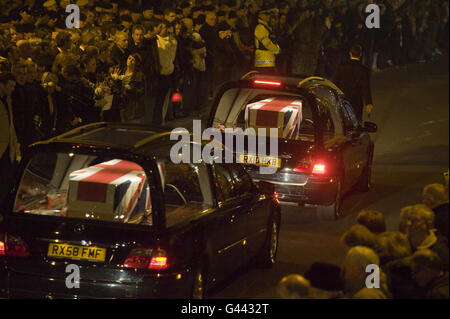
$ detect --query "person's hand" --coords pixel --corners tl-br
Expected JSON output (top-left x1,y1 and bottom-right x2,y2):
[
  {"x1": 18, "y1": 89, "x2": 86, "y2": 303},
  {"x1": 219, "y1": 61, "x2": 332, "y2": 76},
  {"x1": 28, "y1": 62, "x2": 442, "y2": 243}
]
[
  {"x1": 81, "y1": 77, "x2": 90, "y2": 85},
  {"x1": 218, "y1": 30, "x2": 232, "y2": 39},
  {"x1": 110, "y1": 66, "x2": 121, "y2": 80},
  {"x1": 94, "y1": 87, "x2": 103, "y2": 96},
  {"x1": 48, "y1": 18, "x2": 57, "y2": 27},
  {"x1": 366, "y1": 104, "x2": 373, "y2": 114},
  {"x1": 16, "y1": 146, "x2": 21, "y2": 163},
  {"x1": 20, "y1": 11, "x2": 32, "y2": 23}
]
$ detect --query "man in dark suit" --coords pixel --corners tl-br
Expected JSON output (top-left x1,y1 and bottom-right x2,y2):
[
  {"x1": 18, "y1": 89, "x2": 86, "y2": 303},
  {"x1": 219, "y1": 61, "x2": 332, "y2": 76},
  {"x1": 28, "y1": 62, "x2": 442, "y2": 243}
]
[
  {"x1": 0, "y1": 72, "x2": 20, "y2": 207},
  {"x1": 129, "y1": 24, "x2": 160, "y2": 124},
  {"x1": 333, "y1": 45, "x2": 373, "y2": 122},
  {"x1": 110, "y1": 31, "x2": 130, "y2": 70}
]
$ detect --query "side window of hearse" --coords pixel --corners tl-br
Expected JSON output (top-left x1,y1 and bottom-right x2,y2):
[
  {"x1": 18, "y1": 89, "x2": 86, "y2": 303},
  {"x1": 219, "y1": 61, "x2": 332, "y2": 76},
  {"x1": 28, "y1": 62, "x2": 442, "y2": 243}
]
[
  {"x1": 214, "y1": 164, "x2": 235, "y2": 203},
  {"x1": 229, "y1": 164, "x2": 253, "y2": 196}
]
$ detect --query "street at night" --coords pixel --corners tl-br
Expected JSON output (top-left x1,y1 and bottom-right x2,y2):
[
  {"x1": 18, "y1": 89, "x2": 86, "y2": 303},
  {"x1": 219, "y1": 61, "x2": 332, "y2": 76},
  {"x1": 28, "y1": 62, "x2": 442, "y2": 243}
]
[
  {"x1": 0, "y1": 0, "x2": 449, "y2": 303},
  {"x1": 208, "y1": 55, "x2": 449, "y2": 298}
]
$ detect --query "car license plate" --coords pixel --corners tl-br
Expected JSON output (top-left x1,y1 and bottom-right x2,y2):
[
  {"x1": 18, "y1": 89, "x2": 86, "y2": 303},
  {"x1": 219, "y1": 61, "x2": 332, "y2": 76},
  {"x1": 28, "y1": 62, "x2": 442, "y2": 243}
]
[
  {"x1": 239, "y1": 154, "x2": 281, "y2": 168},
  {"x1": 47, "y1": 243, "x2": 106, "y2": 262}
]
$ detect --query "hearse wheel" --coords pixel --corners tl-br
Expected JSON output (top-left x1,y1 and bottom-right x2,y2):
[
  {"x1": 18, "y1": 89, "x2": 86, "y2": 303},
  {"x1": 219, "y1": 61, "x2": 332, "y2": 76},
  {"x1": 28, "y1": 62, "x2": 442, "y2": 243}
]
[
  {"x1": 357, "y1": 149, "x2": 373, "y2": 192},
  {"x1": 192, "y1": 264, "x2": 206, "y2": 299},
  {"x1": 317, "y1": 179, "x2": 342, "y2": 220},
  {"x1": 256, "y1": 215, "x2": 279, "y2": 268}
]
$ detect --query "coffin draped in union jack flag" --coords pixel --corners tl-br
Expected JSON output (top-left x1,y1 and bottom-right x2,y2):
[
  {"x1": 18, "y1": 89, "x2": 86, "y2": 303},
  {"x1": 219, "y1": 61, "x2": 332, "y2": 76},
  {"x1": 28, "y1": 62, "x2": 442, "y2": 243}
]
[
  {"x1": 67, "y1": 159, "x2": 151, "y2": 223},
  {"x1": 245, "y1": 97, "x2": 303, "y2": 139}
]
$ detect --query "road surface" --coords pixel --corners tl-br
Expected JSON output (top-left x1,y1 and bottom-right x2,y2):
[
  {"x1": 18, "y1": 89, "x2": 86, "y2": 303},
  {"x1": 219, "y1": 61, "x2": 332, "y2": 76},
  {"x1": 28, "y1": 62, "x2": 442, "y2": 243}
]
[{"x1": 204, "y1": 56, "x2": 449, "y2": 298}]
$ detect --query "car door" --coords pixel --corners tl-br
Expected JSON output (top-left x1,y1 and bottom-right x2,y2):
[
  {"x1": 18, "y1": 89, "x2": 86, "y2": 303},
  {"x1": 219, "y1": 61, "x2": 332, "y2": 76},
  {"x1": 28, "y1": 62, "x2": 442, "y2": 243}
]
[
  {"x1": 228, "y1": 164, "x2": 271, "y2": 259},
  {"x1": 341, "y1": 101, "x2": 369, "y2": 188},
  {"x1": 207, "y1": 163, "x2": 249, "y2": 280}
]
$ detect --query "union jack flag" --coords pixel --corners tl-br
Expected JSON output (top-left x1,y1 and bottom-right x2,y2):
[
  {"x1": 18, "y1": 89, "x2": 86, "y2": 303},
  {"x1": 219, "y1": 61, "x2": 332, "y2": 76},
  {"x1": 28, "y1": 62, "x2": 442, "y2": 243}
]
[
  {"x1": 245, "y1": 97, "x2": 303, "y2": 139},
  {"x1": 67, "y1": 159, "x2": 151, "y2": 223}
]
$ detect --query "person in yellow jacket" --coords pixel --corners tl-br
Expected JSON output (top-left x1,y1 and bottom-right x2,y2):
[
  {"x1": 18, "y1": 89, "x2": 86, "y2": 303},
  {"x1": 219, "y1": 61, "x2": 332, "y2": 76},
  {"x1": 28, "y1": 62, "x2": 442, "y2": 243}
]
[{"x1": 254, "y1": 7, "x2": 280, "y2": 73}]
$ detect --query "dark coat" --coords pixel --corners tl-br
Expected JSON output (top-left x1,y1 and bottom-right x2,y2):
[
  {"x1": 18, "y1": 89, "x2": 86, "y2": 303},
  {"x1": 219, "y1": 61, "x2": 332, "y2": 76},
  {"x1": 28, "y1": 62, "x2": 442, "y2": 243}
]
[
  {"x1": 333, "y1": 59, "x2": 373, "y2": 121},
  {"x1": 128, "y1": 37, "x2": 160, "y2": 78},
  {"x1": 59, "y1": 76, "x2": 98, "y2": 124},
  {"x1": 11, "y1": 83, "x2": 39, "y2": 150},
  {"x1": 433, "y1": 203, "x2": 449, "y2": 240},
  {"x1": 38, "y1": 90, "x2": 76, "y2": 138},
  {"x1": 110, "y1": 44, "x2": 130, "y2": 70},
  {"x1": 199, "y1": 24, "x2": 219, "y2": 68},
  {"x1": 424, "y1": 272, "x2": 449, "y2": 299}
]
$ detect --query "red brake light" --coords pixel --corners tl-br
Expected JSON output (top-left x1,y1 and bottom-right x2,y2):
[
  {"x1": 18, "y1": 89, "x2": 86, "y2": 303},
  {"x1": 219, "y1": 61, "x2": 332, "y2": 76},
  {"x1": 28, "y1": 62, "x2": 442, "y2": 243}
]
[
  {"x1": 149, "y1": 256, "x2": 168, "y2": 270},
  {"x1": 0, "y1": 241, "x2": 5, "y2": 255},
  {"x1": 123, "y1": 248, "x2": 153, "y2": 269},
  {"x1": 254, "y1": 80, "x2": 282, "y2": 87},
  {"x1": 123, "y1": 248, "x2": 168, "y2": 270},
  {"x1": 0, "y1": 234, "x2": 29, "y2": 257},
  {"x1": 312, "y1": 163, "x2": 326, "y2": 174},
  {"x1": 294, "y1": 159, "x2": 327, "y2": 175},
  {"x1": 171, "y1": 92, "x2": 183, "y2": 103}
]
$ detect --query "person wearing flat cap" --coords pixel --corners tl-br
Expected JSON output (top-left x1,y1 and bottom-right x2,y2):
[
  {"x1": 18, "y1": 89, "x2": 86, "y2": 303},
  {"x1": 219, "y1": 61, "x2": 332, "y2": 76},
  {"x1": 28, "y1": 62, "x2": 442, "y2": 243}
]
[{"x1": 254, "y1": 5, "x2": 280, "y2": 73}]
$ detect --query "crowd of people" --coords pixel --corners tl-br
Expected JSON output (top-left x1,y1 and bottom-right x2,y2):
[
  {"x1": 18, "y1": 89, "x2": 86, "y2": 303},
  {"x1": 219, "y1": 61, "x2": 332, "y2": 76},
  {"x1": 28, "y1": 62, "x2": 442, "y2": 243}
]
[
  {"x1": 0, "y1": 0, "x2": 449, "y2": 155},
  {"x1": 0, "y1": 0, "x2": 449, "y2": 299},
  {"x1": 277, "y1": 173, "x2": 449, "y2": 299}
]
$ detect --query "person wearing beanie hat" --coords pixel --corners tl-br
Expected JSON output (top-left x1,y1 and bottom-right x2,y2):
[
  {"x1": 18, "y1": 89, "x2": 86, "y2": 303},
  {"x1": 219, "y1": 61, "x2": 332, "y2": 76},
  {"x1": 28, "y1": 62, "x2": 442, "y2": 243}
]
[
  {"x1": 217, "y1": 10, "x2": 226, "y2": 24},
  {"x1": 142, "y1": 4, "x2": 154, "y2": 21},
  {"x1": 180, "y1": 1, "x2": 191, "y2": 18},
  {"x1": 119, "y1": 14, "x2": 133, "y2": 32}
]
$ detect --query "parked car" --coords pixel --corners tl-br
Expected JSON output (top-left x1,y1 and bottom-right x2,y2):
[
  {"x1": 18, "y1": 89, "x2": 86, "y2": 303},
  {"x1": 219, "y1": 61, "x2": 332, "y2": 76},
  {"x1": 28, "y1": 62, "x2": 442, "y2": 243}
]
[{"x1": 0, "y1": 123, "x2": 280, "y2": 298}]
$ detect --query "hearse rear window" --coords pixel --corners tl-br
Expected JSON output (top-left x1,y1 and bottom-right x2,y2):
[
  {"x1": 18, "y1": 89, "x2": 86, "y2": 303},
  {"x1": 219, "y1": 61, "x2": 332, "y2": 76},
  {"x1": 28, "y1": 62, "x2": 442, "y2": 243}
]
[
  {"x1": 14, "y1": 152, "x2": 153, "y2": 226},
  {"x1": 214, "y1": 91, "x2": 314, "y2": 142}
]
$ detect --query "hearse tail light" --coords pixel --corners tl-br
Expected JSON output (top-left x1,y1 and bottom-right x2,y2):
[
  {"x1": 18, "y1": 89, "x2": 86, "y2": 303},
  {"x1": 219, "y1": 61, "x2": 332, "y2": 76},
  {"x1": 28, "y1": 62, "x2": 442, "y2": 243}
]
[
  {"x1": 253, "y1": 80, "x2": 282, "y2": 87},
  {"x1": 312, "y1": 163, "x2": 326, "y2": 175},
  {"x1": 123, "y1": 248, "x2": 168, "y2": 270},
  {"x1": 149, "y1": 250, "x2": 168, "y2": 270},
  {"x1": 294, "y1": 159, "x2": 327, "y2": 175},
  {"x1": 0, "y1": 241, "x2": 5, "y2": 255},
  {"x1": 293, "y1": 159, "x2": 312, "y2": 174},
  {"x1": 0, "y1": 233, "x2": 29, "y2": 257}
]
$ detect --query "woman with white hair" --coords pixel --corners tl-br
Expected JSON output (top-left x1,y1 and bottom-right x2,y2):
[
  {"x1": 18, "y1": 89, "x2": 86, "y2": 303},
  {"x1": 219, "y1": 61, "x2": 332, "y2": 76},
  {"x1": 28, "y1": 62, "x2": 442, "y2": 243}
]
[
  {"x1": 401, "y1": 204, "x2": 449, "y2": 270},
  {"x1": 422, "y1": 183, "x2": 449, "y2": 240},
  {"x1": 341, "y1": 246, "x2": 391, "y2": 299}
]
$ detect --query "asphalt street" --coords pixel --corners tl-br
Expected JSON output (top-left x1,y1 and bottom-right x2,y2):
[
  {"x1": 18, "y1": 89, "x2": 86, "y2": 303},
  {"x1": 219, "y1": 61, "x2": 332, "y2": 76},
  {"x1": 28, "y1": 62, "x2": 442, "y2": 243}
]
[{"x1": 196, "y1": 56, "x2": 449, "y2": 298}]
